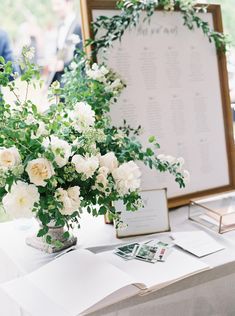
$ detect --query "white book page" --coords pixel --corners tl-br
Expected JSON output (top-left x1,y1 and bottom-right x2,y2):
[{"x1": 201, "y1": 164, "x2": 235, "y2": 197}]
[
  {"x1": 93, "y1": 10, "x2": 229, "y2": 198},
  {"x1": 2, "y1": 277, "x2": 71, "y2": 316},
  {"x1": 98, "y1": 248, "x2": 209, "y2": 290},
  {"x1": 82, "y1": 284, "x2": 140, "y2": 315},
  {"x1": 1, "y1": 249, "x2": 143, "y2": 316}
]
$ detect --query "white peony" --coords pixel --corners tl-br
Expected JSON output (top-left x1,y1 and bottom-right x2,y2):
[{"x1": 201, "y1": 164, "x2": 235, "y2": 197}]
[
  {"x1": 56, "y1": 186, "x2": 81, "y2": 215},
  {"x1": 72, "y1": 154, "x2": 99, "y2": 179},
  {"x1": 86, "y1": 63, "x2": 109, "y2": 82},
  {"x1": 26, "y1": 158, "x2": 55, "y2": 187},
  {"x1": 94, "y1": 167, "x2": 109, "y2": 192},
  {"x1": 2, "y1": 181, "x2": 39, "y2": 219},
  {"x1": 99, "y1": 152, "x2": 118, "y2": 173},
  {"x1": 69, "y1": 102, "x2": 95, "y2": 132},
  {"x1": 98, "y1": 166, "x2": 109, "y2": 176},
  {"x1": 67, "y1": 186, "x2": 80, "y2": 202},
  {"x1": 0, "y1": 147, "x2": 21, "y2": 169},
  {"x1": 43, "y1": 136, "x2": 72, "y2": 167},
  {"x1": 112, "y1": 161, "x2": 141, "y2": 195},
  {"x1": 96, "y1": 173, "x2": 108, "y2": 187}
]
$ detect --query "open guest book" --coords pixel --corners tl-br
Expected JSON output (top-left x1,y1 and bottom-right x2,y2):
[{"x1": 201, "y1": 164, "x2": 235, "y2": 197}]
[{"x1": 1, "y1": 248, "x2": 209, "y2": 316}]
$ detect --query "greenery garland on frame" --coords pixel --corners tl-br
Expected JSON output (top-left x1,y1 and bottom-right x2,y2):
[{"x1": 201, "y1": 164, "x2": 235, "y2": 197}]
[{"x1": 87, "y1": 0, "x2": 230, "y2": 55}]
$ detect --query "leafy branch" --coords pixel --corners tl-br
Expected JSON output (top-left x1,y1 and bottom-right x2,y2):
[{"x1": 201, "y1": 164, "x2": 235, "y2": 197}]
[{"x1": 87, "y1": 0, "x2": 230, "y2": 55}]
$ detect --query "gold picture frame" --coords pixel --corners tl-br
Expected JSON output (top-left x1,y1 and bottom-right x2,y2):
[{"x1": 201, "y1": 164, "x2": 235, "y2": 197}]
[
  {"x1": 80, "y1": 0, "x2": 235, "y2": 208},
  {"x1": 115, "y1": 189, "x2": 170, "y2": 238}
]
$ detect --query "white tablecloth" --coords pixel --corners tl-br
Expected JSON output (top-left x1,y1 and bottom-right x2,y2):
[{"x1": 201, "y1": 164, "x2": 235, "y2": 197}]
[{"x1": 1, "y1": 206, "x2": 235, "y2": 316}]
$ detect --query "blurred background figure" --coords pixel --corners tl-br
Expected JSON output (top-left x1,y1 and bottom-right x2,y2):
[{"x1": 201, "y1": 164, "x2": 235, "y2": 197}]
[
  {"x1": 45, "y1": 0, "x2": 82, "y2": 86},
  {"x1": 14, "y1": 19, "x2": 43, "y2": 65},
  {"x1": 0, "y1": 28, "x2": 19, "y2": 85},
  {"x1": 0, "y1": 28, "x2": 15, "y2": 65}
]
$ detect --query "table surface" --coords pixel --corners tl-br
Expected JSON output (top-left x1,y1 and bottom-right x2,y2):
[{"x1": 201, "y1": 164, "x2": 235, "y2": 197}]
[
  {"x1": 1, "y1": 205, "x2": 235, "y2": 273},
  {"x1": 1, "y1": 206, "x2": 235, "y2": 316}
]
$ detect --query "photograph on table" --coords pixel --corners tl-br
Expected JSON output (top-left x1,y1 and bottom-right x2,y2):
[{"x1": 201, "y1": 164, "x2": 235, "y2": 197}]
[{"x1": 81, "y1": 0, "x2": 235, "y2": 208}]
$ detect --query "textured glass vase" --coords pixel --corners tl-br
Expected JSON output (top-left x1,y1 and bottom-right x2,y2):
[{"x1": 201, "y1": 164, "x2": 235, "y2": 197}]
[{"x1": 26, "y1": 221, "x2": 77, "y2": 253}]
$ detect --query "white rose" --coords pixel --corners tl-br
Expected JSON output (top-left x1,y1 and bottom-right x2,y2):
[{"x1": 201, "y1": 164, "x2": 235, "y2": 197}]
[
  {"x1": 2, "y1": 181, "x2": 39, "y2": 219},
  {"x1": 56, "y1": 186, "x2": 81, "y2": 215},
  {"x1": 26, "y1": 158, "x2": 55, "y2": 187},
  {"x1": 43, "y1": 136, "x2": 72, "y2": 167},
  {"x1": 112, "y1": 161, "x2": 141, "y2": 195},
  {"x1": 0, "y1": 147, "x2": 21, "y2": 169},
  {"x1": 56, "y1": 188, "x2": 72, "y2": 215},
  {"x1": 67, "y1": 186, "x2": 80, "y2": 204},
  {"x1": 72, "y1": 154, "x2": 99, "y2": 179},
  {"x1": 69, "y1": 102, "x2": 95, "y2": 132},
  {"x1": 99, "y1": 152, "x2": 118, "y2": 173}
]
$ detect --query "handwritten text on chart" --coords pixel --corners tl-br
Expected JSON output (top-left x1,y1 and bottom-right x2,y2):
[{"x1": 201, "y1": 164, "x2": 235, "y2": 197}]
[{"x1": 137, "y1": 25, "x2": 178, "y2": 36}]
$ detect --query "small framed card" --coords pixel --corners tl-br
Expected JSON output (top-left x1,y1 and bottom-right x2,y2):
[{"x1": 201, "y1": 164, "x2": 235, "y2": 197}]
[{"x1": 116, "y1": 189, "x2": 170, "y2": 238}]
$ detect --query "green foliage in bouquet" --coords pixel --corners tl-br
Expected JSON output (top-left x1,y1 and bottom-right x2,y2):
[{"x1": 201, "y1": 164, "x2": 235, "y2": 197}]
[{"x1": 0, "y1": 45, "x2": 188, "y2": 243}]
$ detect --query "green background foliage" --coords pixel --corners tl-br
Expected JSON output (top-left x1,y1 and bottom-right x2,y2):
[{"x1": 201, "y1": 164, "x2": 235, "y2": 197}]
[
  {"x1": 215, "y1": 0, "x2": 235, "y2": 44},
  {"x1": 0, "y1": 0, "x2": 53, "y2": 38}
]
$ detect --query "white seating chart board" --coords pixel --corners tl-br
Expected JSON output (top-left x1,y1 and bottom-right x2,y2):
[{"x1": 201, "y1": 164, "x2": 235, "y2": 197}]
[{"x1": 81, "y1": 2, "x2": 234, "y2": 206}]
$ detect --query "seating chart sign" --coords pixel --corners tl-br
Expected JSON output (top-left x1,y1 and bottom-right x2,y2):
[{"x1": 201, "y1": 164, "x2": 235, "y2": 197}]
[{"x1": 81, "y1": 1, "x2": 235, "y2": 207}]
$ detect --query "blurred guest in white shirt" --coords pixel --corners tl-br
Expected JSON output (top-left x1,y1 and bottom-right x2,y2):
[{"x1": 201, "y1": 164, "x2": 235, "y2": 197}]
[{"x1": 46, "y1": 0, "x2": 82, "y2": 85}]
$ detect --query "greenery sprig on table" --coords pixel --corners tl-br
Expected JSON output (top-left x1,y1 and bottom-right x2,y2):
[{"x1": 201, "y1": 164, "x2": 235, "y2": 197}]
[{"x1": 87, "y1": 0, "x2": 230, "y2": 55}]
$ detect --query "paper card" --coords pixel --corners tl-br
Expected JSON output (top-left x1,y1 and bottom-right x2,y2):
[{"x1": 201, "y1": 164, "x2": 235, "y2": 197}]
[
  {"x1": 115, "y1": 189, "x2": 170, "y2": 238},
  {"x1": 171, "y1": 231, "x2": 225, "y2": 257}
]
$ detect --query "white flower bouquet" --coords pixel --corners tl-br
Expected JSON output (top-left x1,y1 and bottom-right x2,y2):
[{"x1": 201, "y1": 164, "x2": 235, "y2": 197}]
[{"x1": 0, "y1": 47, "x2": 188, "y2": 248}]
